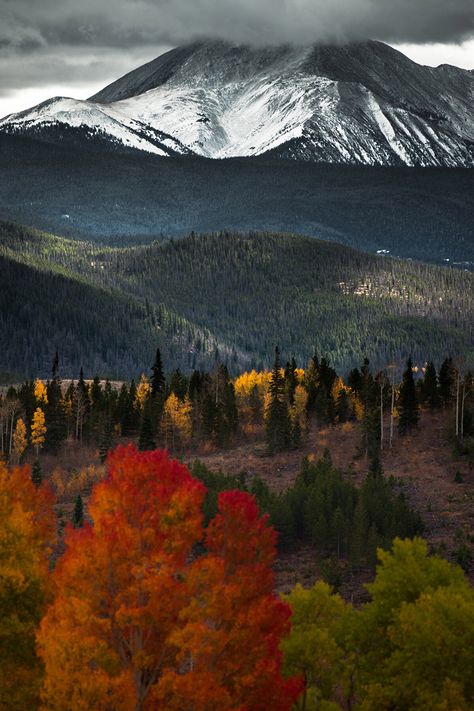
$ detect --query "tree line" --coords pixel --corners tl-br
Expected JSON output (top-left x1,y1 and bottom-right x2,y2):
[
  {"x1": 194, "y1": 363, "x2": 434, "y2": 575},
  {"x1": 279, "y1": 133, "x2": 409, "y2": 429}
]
[{"x1": 2, "y1": 347, "x2": 473, "y2": 472}]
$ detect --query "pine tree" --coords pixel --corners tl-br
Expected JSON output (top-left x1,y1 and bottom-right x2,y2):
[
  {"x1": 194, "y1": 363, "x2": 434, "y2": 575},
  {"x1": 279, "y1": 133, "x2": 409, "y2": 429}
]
[
  {"x1": 138, "y1": 401, "x2": 156, "y2": 451},
  {"x1": 398, "y1": 357, "x2": 420, "y2": 435},
  {"x1": 151, "y1": 348, "x2": 166, "y2": 397},
  {"x1": 266, "y1": 347, "x2": 290, "y2": 453},
  {"x1": 73, "y1": 495, "x2": 84, "y2": 528},
  {"x1": 439, "y1": 357, "x2": 456, "y2": 407},
  {"x1": 31, "y1": 460, "x2": 42, "y2": 487},
  {"x1": 45, "y1": 352, "x2": 66, "y2": 451},
  {"x1": 74, "y1": 368, "x2": 90, "y2": 441},
  {"x1": 284, "y1": 357, "x2": 298, "y2": 405},
  {"x1": 122, "y1": 380, "x2": 139, "y2": 436},
  {"x1": 169, "y1": 369, "x2": 189, "y2": 400},
  {"x1": 98, "y1": 416, "x2": 114, "y2": 463},
  {"x1": 304, "y1": 353, "x2": 320, "y2": 412},
  {"x1": 423, "y1": 361, "x2": 440, "y2": 408}
]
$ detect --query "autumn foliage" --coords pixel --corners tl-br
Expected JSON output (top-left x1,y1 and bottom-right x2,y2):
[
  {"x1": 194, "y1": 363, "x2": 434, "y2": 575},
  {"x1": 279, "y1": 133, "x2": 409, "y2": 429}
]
[
  {"x1": 37, "y1": 445, "x2": 301, "y2": 710},
  {"x1": 0, "y1": 462, "x2": 55, "y2": 709}
]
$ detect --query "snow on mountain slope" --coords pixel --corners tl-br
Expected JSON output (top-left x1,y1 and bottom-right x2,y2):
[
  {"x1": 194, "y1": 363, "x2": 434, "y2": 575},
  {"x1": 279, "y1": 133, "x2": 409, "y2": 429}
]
[
  {"x1": 1, "y1": 40, "x2": 473, "y2": 166},
  {"x1": 0, "y1": 96, "x2": 191, "y2": 157}
]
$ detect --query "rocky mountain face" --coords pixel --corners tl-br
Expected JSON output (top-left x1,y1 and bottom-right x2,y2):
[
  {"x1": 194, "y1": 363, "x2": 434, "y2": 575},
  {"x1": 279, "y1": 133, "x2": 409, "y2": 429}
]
[{"x1": 1, "y1": 40, "x2": 473, "y2": 166}]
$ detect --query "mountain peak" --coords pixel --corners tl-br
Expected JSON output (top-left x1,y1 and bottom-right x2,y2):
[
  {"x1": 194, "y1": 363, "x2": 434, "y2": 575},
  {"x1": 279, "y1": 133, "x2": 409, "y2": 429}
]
[{"x1": 2, "y1": 40, "x2": 473, "y2": 167}]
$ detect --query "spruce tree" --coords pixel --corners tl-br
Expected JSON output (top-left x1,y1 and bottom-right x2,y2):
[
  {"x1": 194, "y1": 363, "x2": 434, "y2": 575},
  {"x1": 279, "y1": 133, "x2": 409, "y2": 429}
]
[
  {"x1": 45, "y1": 352, "x2": 66, "y2": 451},
  {"x1": 99, "y1": 416, "x2": 114, "y2": 463},
  {"x1": 398, "y1": 357, "x2": 420, "y2": 435},
  {"x1": 266, "y1": 347, "x2": 290, "y2": 453},
  {"x1": 122, "y1": 380, "x2": 139, "y2": 436},
  {"x1": 88, "y1": 376, "x2": 104, "y2": 443},
  {"x1": 439, "y1": 357, "x2": 456, "y2": 407},
  {"x1": 151, "y1": 348, "x2": 166, "y2": 397},
  {"x1": 169, "y1": 369, "x2": 188, "y2": 400},
  {"x1": 304, "y1": 353, "x2": 320, "y2": 412},
  {"x1": 138, "y1": 401, "x2": 156, "y2": 451},
  {"x1": 73, "y1": 495, "x2": 84, "y2": 528},
  {"x1": 284, "y1": 357, "x2": 298, "y2": 405},
  {"x1": 31, "y1": 460, "x2": 42, "y2": 487},
  {"x1": 423, "y1": 361, "x2": 440, "y2": 408}
]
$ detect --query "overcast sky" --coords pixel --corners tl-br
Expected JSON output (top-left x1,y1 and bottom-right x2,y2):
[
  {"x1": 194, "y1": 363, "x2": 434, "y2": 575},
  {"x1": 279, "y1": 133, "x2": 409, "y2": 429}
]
[{"x1": 1, "y1": 0, "x2": 473, "y2": 118}]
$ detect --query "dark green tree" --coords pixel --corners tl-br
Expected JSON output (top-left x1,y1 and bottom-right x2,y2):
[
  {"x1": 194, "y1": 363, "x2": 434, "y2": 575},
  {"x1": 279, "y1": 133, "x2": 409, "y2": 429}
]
[
  {"x1": 138, "y1": 401, "x2": 156, "y2": 451},
  {"x1": 169, "y1": 369, "x2": 188, "y2": 400},
  {"x1": 45, "y1": 352, "x2": 66, "y2": 451},
  {"x1": 304, "y1": 353, "x2": 320, "y2": 412},
  {"x1": 98, "y1": 416, "x2": 114, "y2": 463},
  {"x1": 31, "y1": 460, "x2": 42, "y2": 487},
  {"x1": 266, "y1": 347, "x2": 291, "y2": 453},
  {"x1": 398, "y1": 357, "x2": 420, "y2": 435},
  {"x1": 439, "y1": 357, "x2": 456, "y2": 407},
  {"x1": 150, "y1": 348, "x2": 166, "y2": 397},
  {"x1": 73, "y1": 494, "x2": 84, "y2": 528},
  {"x1": 284, "y1": 357, "x2": 298, "y2": 405},
  {"x1": 423, "y1": 361, "x2": 440, "y2": 408}
]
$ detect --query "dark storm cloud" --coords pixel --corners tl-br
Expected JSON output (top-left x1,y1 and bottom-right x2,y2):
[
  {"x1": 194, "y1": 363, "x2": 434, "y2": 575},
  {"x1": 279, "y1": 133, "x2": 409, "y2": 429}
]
[
  {"x1": 0, "y1": 0, "x2": 473, "y2": 97},
  {"x1": 2, "y1": 0, "x2": 473, "y2": 49}
]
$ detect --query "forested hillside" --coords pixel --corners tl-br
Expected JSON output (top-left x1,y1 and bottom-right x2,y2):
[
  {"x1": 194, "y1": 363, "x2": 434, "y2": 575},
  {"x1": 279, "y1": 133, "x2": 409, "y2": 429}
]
[
  {"x1": 1, "y1": 133, "x2": 473, "y2": 263},
  {"x1": 1, "y1": 221, "x2": 473, "y2": 377}
]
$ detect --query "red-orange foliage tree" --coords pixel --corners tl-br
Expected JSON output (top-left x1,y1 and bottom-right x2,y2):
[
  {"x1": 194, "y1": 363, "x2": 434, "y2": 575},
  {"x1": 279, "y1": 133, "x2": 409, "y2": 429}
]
[{"x1": 38, "y1": 445, "x2": 302, "y2": 710}]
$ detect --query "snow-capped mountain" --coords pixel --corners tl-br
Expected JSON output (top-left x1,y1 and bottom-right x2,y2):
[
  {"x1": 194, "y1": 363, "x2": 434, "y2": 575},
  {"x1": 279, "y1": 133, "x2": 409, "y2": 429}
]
[{"x1": 1, "y1": 40, "x2": 473, "y2": 166}]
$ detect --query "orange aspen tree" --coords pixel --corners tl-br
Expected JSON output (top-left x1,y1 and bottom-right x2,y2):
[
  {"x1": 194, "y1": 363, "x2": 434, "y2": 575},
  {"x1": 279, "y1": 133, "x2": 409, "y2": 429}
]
[
  {"x1": 0, "y1": 462, "x2": 56, "y2": 709},
  {"x1": 37, "y1": 445, "x2": 302, "y2": 711}
]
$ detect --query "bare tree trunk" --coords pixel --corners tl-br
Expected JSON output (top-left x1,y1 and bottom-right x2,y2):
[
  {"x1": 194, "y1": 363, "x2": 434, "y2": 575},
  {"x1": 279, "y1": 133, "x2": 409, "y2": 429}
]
[
  {"x1": 9, "y1": 409, "x2": 15, "y2": 455},
  {"x1": 461, "y1": 383, "x2": 466, "y2": 440}
]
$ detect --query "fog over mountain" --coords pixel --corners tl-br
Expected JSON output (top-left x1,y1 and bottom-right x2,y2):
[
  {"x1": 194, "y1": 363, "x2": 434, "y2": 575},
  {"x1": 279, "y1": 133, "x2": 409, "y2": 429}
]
[{"x1": 1, "y1": 0, "x2": 473, "y2": 118}]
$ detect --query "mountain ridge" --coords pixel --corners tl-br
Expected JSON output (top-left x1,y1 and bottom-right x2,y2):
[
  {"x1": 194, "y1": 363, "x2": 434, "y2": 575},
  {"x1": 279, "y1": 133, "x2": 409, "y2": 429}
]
[
  {"x1": 2, "y1": 40, "x2": 473, "y2": 166},
  {"x1": 1, "y1": 221, "x2": 473, "y2": 378}
]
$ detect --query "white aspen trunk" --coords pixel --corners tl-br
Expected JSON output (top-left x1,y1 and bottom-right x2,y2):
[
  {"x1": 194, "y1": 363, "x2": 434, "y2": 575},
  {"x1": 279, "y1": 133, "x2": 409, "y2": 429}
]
[
  {"x1": 389, "y1": 381, "x2": 395, "y2": 449},
  {"x1": 9, "y1": 410, "x2": 15, "y2": 455}
]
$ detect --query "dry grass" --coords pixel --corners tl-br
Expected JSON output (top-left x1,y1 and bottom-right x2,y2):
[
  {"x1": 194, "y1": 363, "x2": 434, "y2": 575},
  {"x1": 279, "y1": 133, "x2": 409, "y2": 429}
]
[
  {"x1": 27, "y1": 410, "x2": 473, "y2": 594},
  {"x1": 192, "y1": 410, "x2": 474, "y2": 588}
]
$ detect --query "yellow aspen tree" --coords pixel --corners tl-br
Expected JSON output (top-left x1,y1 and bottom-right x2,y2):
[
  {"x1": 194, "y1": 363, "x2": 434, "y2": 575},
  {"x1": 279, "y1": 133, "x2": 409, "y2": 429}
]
[
  {"x1": 163, "y1": 393, "x2": 193, "y2": 450},
  {"x1": 34, "y1": 378, "x2": 48, "y2": 405},
  {"x1": 295, "y1": 368, "x2": 306, "y2": 384},
  {"x1": 12, "y1": 418, "x2": 28, "y2": 463},
  {"x1": 293, "y1": 384, "x2": 309, "y2": 433},
  {"x1": 135, "y1": 373, "x2": 151, "y2": 410},
  {"x1": 263, "y1": 389, "x2": 272, "y2": 422},
  {"x1": 31, "y1": 407, "x2": 47, "y2": 456},
  {"x1": 234, "y1": 370, "x2": 270, "y2": 422}
]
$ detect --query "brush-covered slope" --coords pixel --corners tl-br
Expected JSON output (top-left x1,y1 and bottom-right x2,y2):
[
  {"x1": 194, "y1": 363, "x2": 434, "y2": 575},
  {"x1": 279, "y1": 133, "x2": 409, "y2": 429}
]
[
  {"x1": 2, "y1": 40, "x2": 473, "y2": 166},
  {"x1": 1, "y1": 222, "x2": 473, "y2": 378}
]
